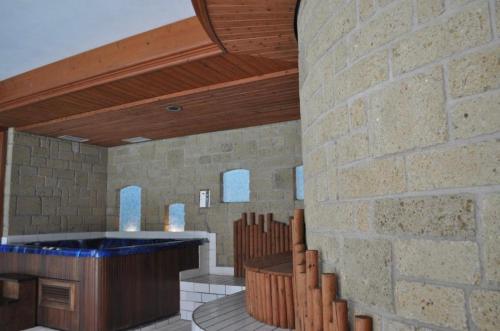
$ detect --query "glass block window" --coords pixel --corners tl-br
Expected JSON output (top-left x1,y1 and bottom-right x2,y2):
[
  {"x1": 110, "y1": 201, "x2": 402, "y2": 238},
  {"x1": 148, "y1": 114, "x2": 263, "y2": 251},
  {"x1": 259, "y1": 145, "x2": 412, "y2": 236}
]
[
  {"x1": 222, "y1": 169, "x2": 250, "y2": 202},
  {"x1": 119, "y1": 185, "x2": 142, "y2": 231},
  {"x1": 168, "y1": 203, "x2": 185, "y2": 232},
  {"x1": 295, "y1": 165, "x2": 304, "y2": 200}
]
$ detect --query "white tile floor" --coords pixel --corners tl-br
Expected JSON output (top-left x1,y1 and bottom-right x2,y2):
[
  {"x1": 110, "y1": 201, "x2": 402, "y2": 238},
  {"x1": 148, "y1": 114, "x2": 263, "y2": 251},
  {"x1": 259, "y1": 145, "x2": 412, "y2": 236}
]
[{"x1": 23, "y1": 315, "x2": 190, "y2": 331}]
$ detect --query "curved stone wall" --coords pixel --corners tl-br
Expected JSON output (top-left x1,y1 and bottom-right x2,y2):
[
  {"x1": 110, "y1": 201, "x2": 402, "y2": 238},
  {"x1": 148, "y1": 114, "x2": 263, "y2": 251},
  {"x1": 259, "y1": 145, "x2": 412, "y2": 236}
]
[{"x1": 298, "y1": 0, "x2": 499, "y2": 330}]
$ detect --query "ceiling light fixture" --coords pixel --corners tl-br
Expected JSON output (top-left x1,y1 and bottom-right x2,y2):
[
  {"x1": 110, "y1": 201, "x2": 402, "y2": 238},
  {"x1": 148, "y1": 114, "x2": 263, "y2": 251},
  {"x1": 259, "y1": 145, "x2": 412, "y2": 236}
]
[
  {"x1": 122, "y1": 137, "x2": 152, "y2": 144},
  {"x1": 165, "y1": 104, "x2": 182, "y2": 112},
  {"x1": 58, "y1": 135, "x2": 89, "y2": 143}
]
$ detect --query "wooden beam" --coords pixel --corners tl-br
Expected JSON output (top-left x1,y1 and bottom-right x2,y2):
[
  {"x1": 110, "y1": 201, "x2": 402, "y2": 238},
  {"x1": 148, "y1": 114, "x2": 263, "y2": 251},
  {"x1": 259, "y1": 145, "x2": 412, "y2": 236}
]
[
  {"x1": 0, "y1": 17, "x2": 222, "y2": 112},
  {"x1": 192, "y1": 0, "x2": 227, "y2": 51},
  {"x1": 19, "y1": 68, "x2": 298, "y2": 132}
]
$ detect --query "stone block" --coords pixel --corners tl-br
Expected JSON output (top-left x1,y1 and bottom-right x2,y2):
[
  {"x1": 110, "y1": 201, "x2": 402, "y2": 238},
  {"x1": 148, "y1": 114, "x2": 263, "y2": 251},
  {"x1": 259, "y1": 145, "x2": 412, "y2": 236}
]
[
  {"x1": 395, "y1": 281, "x2": 466, "y2": 330},
  {"x1": 350, "y1": 0, "x2": 412, "y2": 59},
  {"x1": 349, "y1": 98, "x2": 367, "y2": 129},
  {"x1": 383, "y1": 320, "x2": 415, "y2": 331},
  {"x1": 470, "y1": 290, "x2": 500, "y2": 331},
  {"x1": 318, "y1": 107, "x2": 350, "y2": 143},
  {"x1": 448, "y1": 47, "x2": 500, "y2": 98},
  {"x1": 338, "y1": 157, "x2": 406, "y2": 198},
  {"x1": 498, "y1": 0, "x2": 500, "y2": 32},
  {"x1": 334, "y1": 50, "x2": 388, "y2": 102},
  {"x1": 416, "y1": 0, "x2": 444, "y2": 23},
  {"x1": 341, "y1": 239, "x2": 393, "y2": 311},
  {"x1": 406, "y1": 140, "x2": 500, "y2": 190},
  {"x1": 481, "y1": 194, "x2": 500, "y2": 282},
  {"x1": 450, "y1": 92, "x2": 500, "y2": 139},
  {"x1": 336, "y1": 131, "x2": 369, "y2": 165},
  {"x1": 359, "y1": 0, "x2": 375, "y2": 21},
  {"x1": 370, "y1": 67, "x2": 447, "y2": 156},
  {"x1": 374, "y1": 195, "x2": 475, "y2": 239},
  {"x1": 395, "y1": 239, "x2": 480, "y2": 284},
  {"x1": 306, "y1": 233, "x2": 340, "y2": 265},
  {"x1": 17, "y1": 197, "x2": 41, "y2": 215},
  {"x1": 305, "y1": 147, "x2": 326, "y2": 178},
  {"x1": 12, "y1": 145, "x2": 31, "y2": 165},
  {"x1": 392, "y1": 2, "x2": 491, "y2": 74}
]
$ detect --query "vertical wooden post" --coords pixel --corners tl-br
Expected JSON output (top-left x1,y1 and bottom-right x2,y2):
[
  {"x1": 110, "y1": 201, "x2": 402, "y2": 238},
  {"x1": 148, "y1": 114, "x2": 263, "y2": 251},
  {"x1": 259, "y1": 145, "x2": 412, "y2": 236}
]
[
  {"x1": 313, "y1": 288, "x2": 323, "y2": 331},
  {"x1": 355, "y1": 316, "x2": 373, "y2": 331},
  {"x1": 278, "y1": 276, "x2": 287, "y2": 328},
  {"x1": 334, "y1": 299, "x2": 348, "y2": 331},
  {"x1": 322, "y1": 273, "x2": 337, "y2": 331},
  {"x1": 284, "y1": 276, "x2": 295, "y2": 329},
  {"x1": 271, "y1": 274, "x2": 279, "y2": 326},
  {"x1": 306, "y1": 250, "x2": 319, "y2": 331}
]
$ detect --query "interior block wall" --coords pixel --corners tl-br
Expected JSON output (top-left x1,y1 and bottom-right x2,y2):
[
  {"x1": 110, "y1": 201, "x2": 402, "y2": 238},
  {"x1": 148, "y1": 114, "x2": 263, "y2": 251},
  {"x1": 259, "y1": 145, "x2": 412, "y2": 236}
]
[
  {"x1": 106, "y1": 121, "x2": 303, "y2": 266},
  {"x1": 7, "y1": 131, "x2": 107, "y2": 235},
  {"x1": 298, "y1": 0, "x2": 499, "y2": 330}
]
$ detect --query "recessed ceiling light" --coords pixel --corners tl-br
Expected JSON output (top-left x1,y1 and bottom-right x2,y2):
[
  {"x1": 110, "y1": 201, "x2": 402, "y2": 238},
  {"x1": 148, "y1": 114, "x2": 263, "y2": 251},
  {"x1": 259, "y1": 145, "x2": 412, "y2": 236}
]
[
  {"x1": 165, "y1": 104, "x2": 182, "y2": 112},
  {"x1": 122, "y1": 137, "x2": 152, "y2": 144},
  {"x1": 58, "y1": 135, "x2": 89, "y2": 143}
]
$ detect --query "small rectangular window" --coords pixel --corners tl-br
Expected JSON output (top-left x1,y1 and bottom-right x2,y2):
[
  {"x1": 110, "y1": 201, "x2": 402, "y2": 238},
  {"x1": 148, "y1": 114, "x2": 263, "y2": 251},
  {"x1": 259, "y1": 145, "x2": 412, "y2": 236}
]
[{"x1": 295, "y1": 166, "x2": 304, "y2": 200}]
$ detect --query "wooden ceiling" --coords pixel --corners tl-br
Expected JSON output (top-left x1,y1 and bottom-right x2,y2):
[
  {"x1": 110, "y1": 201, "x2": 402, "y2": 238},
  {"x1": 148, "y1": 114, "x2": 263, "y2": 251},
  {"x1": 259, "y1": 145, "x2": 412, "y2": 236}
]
[{"x1": 0, "y1": 0, "x2": 299, "y2": 146}]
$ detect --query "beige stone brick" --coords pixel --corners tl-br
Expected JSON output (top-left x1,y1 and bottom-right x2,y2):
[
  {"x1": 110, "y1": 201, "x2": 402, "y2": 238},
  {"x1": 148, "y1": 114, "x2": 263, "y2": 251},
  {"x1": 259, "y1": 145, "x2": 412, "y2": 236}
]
[
  {"x1": 349, "y1": 98, "x2": 367, "y2": 128},
  {"x1": 333, "y1": 40, "x2": 349, "y2": 74},
  {"x1": 392, "y1": 2, "x2": 491, "y2": 74},
  {"x1": 378, "y1": 0, "x2": 396, "y2": 6},
  {"x1": 395, "y1": 281, "x2": 467, "y2": 330},
  {"x1": 342, "y1": 239, "x2": 393, "y2": 311},
  {"x1": 334, "y1": 51, "x2": 389, "y2": 101},
  {"x1": 395, "y1": 239, "x2": 480, "y2": 284},
  {"x1": 384, "y1": 320, "x2": 415, "y2": 331},
  {"x1": 416, "y1": 0, "x2": 445, "y2": 23},
  {"x1": 359, "y1": 0, "x2": 375, "y2": 21},
  {"x1": 497, "y1": 0, "x2": 500, "y2": 32},
  {"x1": 481, "y1": 194, "x2": 500, "y2": 282},
  {"x1": 470, "y1": 290, "x2": 500, "y2": 331},
  {"x1": 448, "y1": 47, "x2": 500, "y2": 98},
  {"x1": 351, "y1": 0, "x2": 412, "y2": 59},
  {"x1": 337, "y1": 131, "x2": 369, "y2": 164},
  {"x1": 327, "y1": 166, "x2": 339, "y2": 200},
  {"x1": 374, "y1": 195, "x2": 476, "y2": 239},
  {"x1": 305, "y1": 147, "x2": 327, "y2": 178},
  {"x1": 450, "y1": 92, "x2": 500, "y2": 139},
  {"x1": 370, "y1": 68, "x2": 447, "y2": 156},
  {"x1": 306, "y1": 1, "x2": 357, "y2": 65},
  {"x1": 318, "y1": 107, "x2": 350, "y2": 143},
  {"x1": 308, "y1": 201, "x2": 367, "y2": 231},
  {"x1": 339, "y1": 157, "x2": 406, "y2": 198},
  {"x1": 306, "y1": 233, "x2": 340, "y2": 264},
  {"x1": 406, "y1": 140, "x2": 500, "y2": 190}
]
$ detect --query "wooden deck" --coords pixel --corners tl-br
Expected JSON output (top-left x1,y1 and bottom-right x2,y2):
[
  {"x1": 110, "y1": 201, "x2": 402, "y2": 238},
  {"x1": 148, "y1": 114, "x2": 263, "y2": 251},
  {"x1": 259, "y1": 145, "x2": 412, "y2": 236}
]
[{"x1": 192, "y1": 292, "x2": 290, "y2": 331}]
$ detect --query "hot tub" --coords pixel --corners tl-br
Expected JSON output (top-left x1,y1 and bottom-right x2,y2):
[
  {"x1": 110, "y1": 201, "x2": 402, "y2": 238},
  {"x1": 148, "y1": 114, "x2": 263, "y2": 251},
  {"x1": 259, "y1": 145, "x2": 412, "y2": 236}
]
[{"x1": 0, "y1": 237, "x2": 206, "y2": 331}]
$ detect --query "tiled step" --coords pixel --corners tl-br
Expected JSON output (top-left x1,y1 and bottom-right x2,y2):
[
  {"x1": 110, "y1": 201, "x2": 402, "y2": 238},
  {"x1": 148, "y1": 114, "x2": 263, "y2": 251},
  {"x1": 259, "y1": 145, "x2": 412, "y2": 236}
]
[{"x1": 180, "y1": 274, "x2": 245, "y2": 321}]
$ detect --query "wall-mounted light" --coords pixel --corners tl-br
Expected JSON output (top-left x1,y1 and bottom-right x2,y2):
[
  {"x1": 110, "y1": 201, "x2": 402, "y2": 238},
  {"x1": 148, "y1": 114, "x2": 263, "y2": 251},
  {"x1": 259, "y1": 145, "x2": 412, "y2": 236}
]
[
  {"x1": 58, "y1": 135, "x2": 89, "y2": 143},
  {"x1": 122, "y1": 137, "x2": 152, "y2": 144}
]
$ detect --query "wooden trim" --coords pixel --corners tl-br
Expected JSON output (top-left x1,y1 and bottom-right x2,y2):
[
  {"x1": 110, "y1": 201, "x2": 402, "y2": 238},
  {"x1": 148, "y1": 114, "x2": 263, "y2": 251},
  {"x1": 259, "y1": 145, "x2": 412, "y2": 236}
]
[
  {"x1": 0, "y1": 17, "x2": 222, "y2": 112},
  {"x1": 18, "y1": 68, "x2": 298, "y2": 132},
  {"x1": 192, "y1": 0, "x2": 227, "y2": 51}
]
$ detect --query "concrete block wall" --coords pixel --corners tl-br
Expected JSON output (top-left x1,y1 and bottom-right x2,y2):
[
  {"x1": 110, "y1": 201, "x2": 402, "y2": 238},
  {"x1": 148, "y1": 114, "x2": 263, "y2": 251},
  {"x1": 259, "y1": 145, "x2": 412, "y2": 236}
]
[
  {"x1": 6, "y1": 131, "x2": 107, "y2": 235},
  {"x1": 298, "y1": 0, "x2": 499, "y2": 330},
  {"x1": 107, "y1": 121, "x2": 303, "y2": 266}
]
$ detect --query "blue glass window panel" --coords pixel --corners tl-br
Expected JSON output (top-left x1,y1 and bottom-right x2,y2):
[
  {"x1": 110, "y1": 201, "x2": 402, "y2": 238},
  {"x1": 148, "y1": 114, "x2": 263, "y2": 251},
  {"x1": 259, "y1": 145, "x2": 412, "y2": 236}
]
[
  {"x1": 295, "y1": 166, "x2": 304, "y2": 200},
  {"x1": 169, "y1": 203, "x2": 185, "y2": 232},
  {"x1": 119, "y1": 186, "x2": 142, "y2": 231},
  {"x1": 223, "y1": 169, "x2": 250, "y2": 202}
]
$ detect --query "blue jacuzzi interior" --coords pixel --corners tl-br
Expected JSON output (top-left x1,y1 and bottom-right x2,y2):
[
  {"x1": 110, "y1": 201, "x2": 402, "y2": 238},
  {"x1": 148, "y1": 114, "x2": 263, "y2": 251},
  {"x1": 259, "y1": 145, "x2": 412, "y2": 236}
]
[{"x1": 0, "y1": 237, "x2": 206, "y2": 258}]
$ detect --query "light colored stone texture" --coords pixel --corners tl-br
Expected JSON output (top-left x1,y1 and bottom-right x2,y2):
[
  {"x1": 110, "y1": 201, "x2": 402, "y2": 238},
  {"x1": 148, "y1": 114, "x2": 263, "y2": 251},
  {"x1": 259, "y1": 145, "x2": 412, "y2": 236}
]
[
  {"x1": 395, "y1": 281, "x2": 467, "y2": 330},
  {"x1": 395, "y1": 239, "x2": 480, "y2": 284},
  {"x1": 384, "y1": 320, "x2": 415, "y2": 331},
  {"x1": 416, "y1": 0, "x2": 445, "y2": 23},
  {"x1": 406, "y1": 140, "x2": 500, "y2": 190},
  {"x1": 318, "y1": 106, "x2": 350, "y2": 143},
  {"x1": 374, "y1": 195, "x2": 476, "y2": 239},
  {"x1": 392, "y1": 2, "x2": 491, "y2": 74},
  {"x1": 306, "y1": 0, "x2": 357, "y2": 65},
  {"x1": 448, "y1": 47, "x2": 500, "y2": 98},
  {"x1": 306, "y1": 233, "x2": 340, "y2": 264},
  {"x1": 378, "y1": 0, "x2": 396, "y2": 6},
  {"x1": 370, "y1": 68, "x2": 447, "y2": 156},
  {"x1": 308, "y1": 201, "x2": 370, "y2": 231},
  {"x1": 338, "y1": 157, "x2": 406, "y2": 198},
  {"x1": 359, "y1": 0, "x2": 376, "y2": 21},
  {"x1": 334, "y1": 51, "x2": 389, "y2": 101},
  {"x1": 450, "y1": 92, "x2": 500, "y2": 139},
  {"x1": 350, "y1": 0, "x2": 412, "y2": 59},
  {"x1": 305, "y1": 146, "x2": 327, "y2": 177},
  {"x1": 342, "y1": 239, "x2": 393, "y2": 311},
  {"x1": 349, "y1": 98, "x2": 367, "y2": 129},
  {"x1": 336, "y1": 132, "x2": 369, "y2": 164},
  {"x1": 481, "y1": 194, "x2": 500, "y2": 282},
  {"x1": 470, "y1": 290, "x2": 500, "y2": 331},
  {"x1": 497, "y1": 0, "x2": 500, "y2": 32}
]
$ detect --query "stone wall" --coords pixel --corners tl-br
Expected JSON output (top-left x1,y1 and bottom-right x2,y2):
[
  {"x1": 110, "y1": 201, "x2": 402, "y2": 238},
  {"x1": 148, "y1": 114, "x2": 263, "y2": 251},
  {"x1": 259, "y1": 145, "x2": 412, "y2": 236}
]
[
  {"x1": 6, "y1": 131, "x2": 107, "y2": 235},
  {"x1": 107, "y1": 121, "x2": 303, "y2": 266},
  {"x1": 298, "y1": 0, "x2": 499, "y2": 330}
]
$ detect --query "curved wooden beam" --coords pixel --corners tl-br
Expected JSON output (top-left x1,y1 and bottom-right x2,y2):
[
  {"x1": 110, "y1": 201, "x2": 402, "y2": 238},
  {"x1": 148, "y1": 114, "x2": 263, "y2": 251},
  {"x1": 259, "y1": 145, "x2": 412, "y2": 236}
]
[{"x1": 192, "y1": 0, "x2": 227, "y2": 52}]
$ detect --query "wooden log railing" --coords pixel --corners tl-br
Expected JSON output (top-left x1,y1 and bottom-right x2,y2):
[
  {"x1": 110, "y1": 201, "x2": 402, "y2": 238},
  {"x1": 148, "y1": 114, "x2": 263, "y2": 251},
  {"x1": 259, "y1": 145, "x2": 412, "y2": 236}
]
[
  {"x1": 233, "y1": 212, "x2": 292, "y2": 277},
  {"x1": 292, "y1": 209, "x2": 373, "y2": 331}
]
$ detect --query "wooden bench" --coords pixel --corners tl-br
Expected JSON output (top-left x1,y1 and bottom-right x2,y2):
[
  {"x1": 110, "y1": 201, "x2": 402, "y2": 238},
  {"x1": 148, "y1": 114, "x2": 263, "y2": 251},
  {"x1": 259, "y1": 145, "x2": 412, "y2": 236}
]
[{"x1": 0, "y1": 273, "x2": 37, "y2": 331}]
